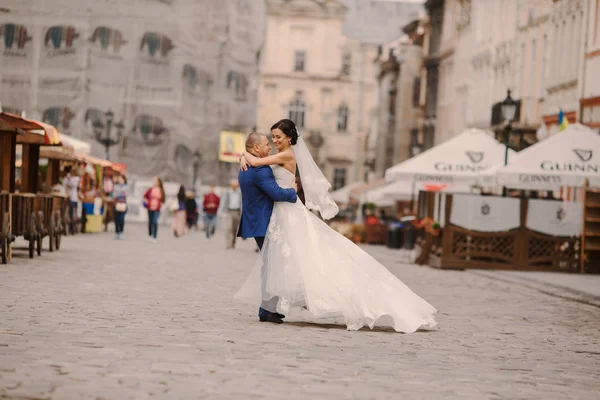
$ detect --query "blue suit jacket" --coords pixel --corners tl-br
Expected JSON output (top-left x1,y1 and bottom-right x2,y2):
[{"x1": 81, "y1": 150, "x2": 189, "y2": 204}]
[{"x1": 237, "y1": 166, "x2": 297, "y2": 238}]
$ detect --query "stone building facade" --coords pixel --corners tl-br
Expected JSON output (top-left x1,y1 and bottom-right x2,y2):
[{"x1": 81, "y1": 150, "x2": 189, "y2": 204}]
[
  {"x1": 371, "y1": 21, "x2": 425, "y2": 178},
  {"x1": 0, "y1": 0, "x2": 266, "y2": 186},
  {"x1": 257, "y1": 0, "x2": 421, "y2": 189}
]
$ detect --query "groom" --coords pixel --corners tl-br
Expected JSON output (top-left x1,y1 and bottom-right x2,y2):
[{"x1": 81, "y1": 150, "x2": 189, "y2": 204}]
[{"x1": 237, "y1": 132, "x2": 298, "y2": 324}]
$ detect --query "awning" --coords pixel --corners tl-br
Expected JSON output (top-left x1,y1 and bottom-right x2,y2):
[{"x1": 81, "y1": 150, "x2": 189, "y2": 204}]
[
  {"x1": 363, "y1": 182, "x2": 412, "y2": 206},
  {"x1": 0, "y1": 118, "x2": 24, "y2": 134},
  {"x1": 331, "y1": 181, "x2": 365, "y2": 204},
  {"x1": 73, "y1": 152, "x2": 113, "y2": 168},
  {"x1": 350, "y1": 179, "x2": 387, "y2": 203},
  {"x1": 60, "y1": 134, "x2": 92, "y2": 154},
  {"x1": 40, "y1": 147, "x2": 76, "y2": 162},
  {"x1": 497, "y1": 123, "x2": 600, "y2": 189},
  {"x1": 385, "y1": 128, "x2": 516, "y2": 185},
  {"x1": 0, "y1": 112, "x2": 60, "y2": 144},
  {"x1": 33, "y1": 121, "x2": 61, "y2": 145},
  {"x1": 0, "y1": 112, "x2": 42, "y2": 131}
]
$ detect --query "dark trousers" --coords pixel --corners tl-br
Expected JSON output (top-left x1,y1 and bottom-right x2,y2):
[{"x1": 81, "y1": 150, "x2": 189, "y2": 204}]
[
  {"x1": 68, "y1": 201, "x2": 77, "y2": 219},
  {"x1": 68, "y1": 201, "x2": 78, "y2": 234},
  {"x1": 255, "y1": 236, "x2": 265, "y2": 250},
  {"x1": 147, "y1": 210, "x2": 160, "y2": 238},
  {"x1": 204, "y1": 214, "x2": 217, "y2": 238},
  {"x1": 114, "y1": 208, "x2": 126, "y2": 234},
  {"x1": 255, "y1": 237, "x2": 278, "y2": 313}
]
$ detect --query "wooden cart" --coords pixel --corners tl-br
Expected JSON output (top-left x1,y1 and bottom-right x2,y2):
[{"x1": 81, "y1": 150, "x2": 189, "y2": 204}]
[
  {"x1": 10, "y1": 193, "x2": 38, "y2": 258},
  {"x1": 50, "y1": 194, "x2": 68, "y2": 250},
  {"x1": 39, "y1": 147, "x2": 75, "y2": 249},
  {"x1": 0, "y1": 113, "x2": 37, "y2": 262},
  {"x1": 0, "y1": 191, "x2": 10, "y2": 264},
  {"x1": 2, "y1": 112, "x2": 61, "y2": 258}
]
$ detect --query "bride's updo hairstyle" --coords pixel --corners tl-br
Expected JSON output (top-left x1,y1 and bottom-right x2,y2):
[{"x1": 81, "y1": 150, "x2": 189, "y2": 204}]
[{"x1": 270, "y1": 118, "x2": 299, "y2": 146}]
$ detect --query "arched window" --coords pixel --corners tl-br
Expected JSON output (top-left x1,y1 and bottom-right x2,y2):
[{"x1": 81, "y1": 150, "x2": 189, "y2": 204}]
[
  {"x1": 337, "y1": 103, "x2": 349, "y2": 132},
  {"x1": 288, "y1": 98, "x2": 306, "y2": 128}
]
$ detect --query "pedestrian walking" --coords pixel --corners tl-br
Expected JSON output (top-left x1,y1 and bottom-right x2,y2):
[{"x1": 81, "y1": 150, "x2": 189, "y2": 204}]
[
  {"x1": 222, "y1": 180, "x2": 242, "y2": 249},
  {"x1": 143, "y1": 176, "x2": 166, "y2": 243},
  {"x1": 171, "y1": 185, "x2": 187, "y2": 238},
  {"x1": 202, "y1": 185, "x2": 220, "y2": 239},
  {"x1": 113, "y1": 175, "x2": 128, "y2": 240},
  {"x1": 184, "y1": 191, "x2": 199, "y2": 230}
]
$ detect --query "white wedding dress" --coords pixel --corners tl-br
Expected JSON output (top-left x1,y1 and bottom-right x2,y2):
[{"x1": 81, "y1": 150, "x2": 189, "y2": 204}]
[{"x1": 235, "y1": 165, "x2": 437, "y2": 333}]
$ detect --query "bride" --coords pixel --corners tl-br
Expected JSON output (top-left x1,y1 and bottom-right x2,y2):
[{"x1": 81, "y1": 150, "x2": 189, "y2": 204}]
[{"x1": 235, "y1": 119, "x2": 437, "y2": 333}]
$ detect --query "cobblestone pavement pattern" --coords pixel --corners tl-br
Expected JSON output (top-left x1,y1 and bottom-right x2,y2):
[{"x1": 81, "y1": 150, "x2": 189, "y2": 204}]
[{"x1": 1, "y1": 223, "x2": 599, "y2": 399}]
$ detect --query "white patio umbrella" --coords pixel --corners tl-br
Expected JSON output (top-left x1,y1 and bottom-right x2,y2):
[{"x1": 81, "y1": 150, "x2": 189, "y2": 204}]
[
  {"x1": 497, "y1": 124, "x2": 600, "y2": 190},
  {"x1": 385, "y1": 128, "x2": 516, "y2": 185}
]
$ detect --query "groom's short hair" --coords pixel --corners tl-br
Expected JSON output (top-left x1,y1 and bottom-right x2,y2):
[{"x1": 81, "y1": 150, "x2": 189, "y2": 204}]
[{"x1": 246, "y1": 132, "x2": 265, "y2": 151}]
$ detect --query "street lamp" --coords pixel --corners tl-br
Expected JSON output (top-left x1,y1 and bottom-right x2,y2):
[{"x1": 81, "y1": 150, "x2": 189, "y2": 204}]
[
  {"x1": 94, "y1": 110, "x2": 124, "y2": 160},
  {"x1": 500, "y1": 89, "x2": 517, "y2": 196},
  {"x1": 105, "y1": 110, "x2": 113, "y2": 160}
]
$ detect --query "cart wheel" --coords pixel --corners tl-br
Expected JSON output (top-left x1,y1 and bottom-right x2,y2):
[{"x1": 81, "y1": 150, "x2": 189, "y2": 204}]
[
  {"x1": 63, "y1": 212, "x2": 71, "y2": 235},
  {"x1": 1, "y1": 214, "x2": 7, "y2": 264},
  {"x1": 0, "y1": 234, "x2": 5, "y2": 264},
  {"x1": 48, "y1": 213, "x2": 55, "y2": 252},
  {"x1": 37, "y1": 211, "x2": 45, "y2": 237},
  {"x1": 54, "y1": 212, "x2": 62, "y2": 251},
  {"x1": 28, "y1": 212, "x2": 36, "y2": 259}
]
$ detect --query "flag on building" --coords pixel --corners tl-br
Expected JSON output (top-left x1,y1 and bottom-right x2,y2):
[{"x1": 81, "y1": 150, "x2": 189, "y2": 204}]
[{"x1": 558, "y1": 109, "x2": 569, "y2": 131}]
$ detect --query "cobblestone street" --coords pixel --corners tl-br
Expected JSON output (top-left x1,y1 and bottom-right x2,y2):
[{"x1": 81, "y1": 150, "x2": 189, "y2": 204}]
[{"x1": 1, "y1": 223, "x2": 599, "y2": 399}]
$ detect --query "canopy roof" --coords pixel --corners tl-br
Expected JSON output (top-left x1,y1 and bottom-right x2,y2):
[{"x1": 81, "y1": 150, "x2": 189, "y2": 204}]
[
  {"x1": 497, "y1": 123, "x2": 600, "y2": 189},
  {"x1": 0, "y1": 112, "x2": 60, "y2": 144},
  {"x1": 60, "y1": 134, "x2": 92, "y2": 155},
  {"x1": 73, "y1": 152, "x2": 112, "y2": 168},
  {"x1": 385, "y1": 128, "x2": 516, "y2": 184},
  {"x1": 331, "y1": 181, "x2": 365, "y2": 204}
]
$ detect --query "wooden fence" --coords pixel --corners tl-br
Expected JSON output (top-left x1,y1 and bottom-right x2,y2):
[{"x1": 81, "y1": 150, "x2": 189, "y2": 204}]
[{"x1": 420, "y1": 194, "x2": 582, "y2": 272}]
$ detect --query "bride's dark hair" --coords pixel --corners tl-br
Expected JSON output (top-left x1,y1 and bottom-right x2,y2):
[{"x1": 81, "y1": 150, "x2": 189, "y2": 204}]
[{"x1": 270, "y1": 119, "x2": 299, "y2": 146}]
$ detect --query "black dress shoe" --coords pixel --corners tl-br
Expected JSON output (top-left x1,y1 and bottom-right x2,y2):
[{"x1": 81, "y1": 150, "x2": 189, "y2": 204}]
[
  {"x1": 259, "y1": 313, "x2": 284, "y2": 324},
  {"x1": 275, "y1": 313, "x2": 286, "y2": 319}
]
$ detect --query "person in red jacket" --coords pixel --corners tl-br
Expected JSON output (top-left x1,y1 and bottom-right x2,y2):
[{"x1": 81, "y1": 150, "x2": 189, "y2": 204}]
[
  {"x1": 143, "y1": 176, "x2": 166, "y2": 243},
  {"x1": 203, "y1": 186, "x2": 220, "y2": 239}
]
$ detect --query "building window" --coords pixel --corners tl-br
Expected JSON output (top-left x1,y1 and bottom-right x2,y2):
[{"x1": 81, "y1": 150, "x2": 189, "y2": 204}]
[
  {"x1": 341, "y1": 51, "x2": 351, "y2": 75},
  {"x1": 294, "y1": 50, "x2": 305, "y2": 72},
  {"x1": 288, "y1": 97, "x2": 306, "y2": 128},
  {"x1": 333, "y1": 168, "x2": 346, "y2": 190},
  {"x1": 337, "y1": 103, "x2": 348, "y2": 132}
]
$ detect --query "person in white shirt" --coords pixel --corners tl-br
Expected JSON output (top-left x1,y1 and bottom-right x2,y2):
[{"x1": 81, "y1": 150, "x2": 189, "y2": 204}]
[
  {"x1": 63, "y1": 166, "x2": 81, "y2": 230},
  {"x1": 222, "y1": 180, "x2": 242, "y2": 249}
]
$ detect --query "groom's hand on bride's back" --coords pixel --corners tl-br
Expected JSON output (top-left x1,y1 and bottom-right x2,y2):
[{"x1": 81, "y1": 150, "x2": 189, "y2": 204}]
[{"x1": 293, "y1": 180, "x2": 298, "y2": 192}]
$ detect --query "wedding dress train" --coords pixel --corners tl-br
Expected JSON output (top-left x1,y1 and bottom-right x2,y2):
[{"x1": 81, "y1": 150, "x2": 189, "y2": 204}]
[{"x1": 235, "y1": 165, "x2": 437, "y2": 333}]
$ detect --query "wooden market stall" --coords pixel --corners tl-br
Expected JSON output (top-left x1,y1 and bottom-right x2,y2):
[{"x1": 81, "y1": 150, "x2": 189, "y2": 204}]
[
  {"x1": 0, "y1": 118, "x2": 22, "y2": 263},
  {"x1": 72, "y1": 153, "x2": 115, "y2": 233},
  {"x1": 39, "y1": 146, "x2": 76, "y2": 250},
  {"x1": 0, "y1": 112, "x2": 61, "y2": 258}
]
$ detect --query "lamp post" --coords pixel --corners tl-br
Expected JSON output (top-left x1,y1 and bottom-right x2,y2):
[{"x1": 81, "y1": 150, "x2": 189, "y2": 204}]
[
  {"x1": 500, "y1": 89, "x2": 517, "y2": 197},
  {"x1": 94, "y1": 110, "x2": 124, "y2": 161},
  {"x1": 104, "y1": 110, "x2": 113, "y2": 160}
]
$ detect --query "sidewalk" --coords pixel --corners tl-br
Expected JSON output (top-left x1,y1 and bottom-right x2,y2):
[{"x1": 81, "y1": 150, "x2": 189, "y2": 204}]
[{"x1": 469, "y1": 270, "x2": 600, "y2": 307}]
